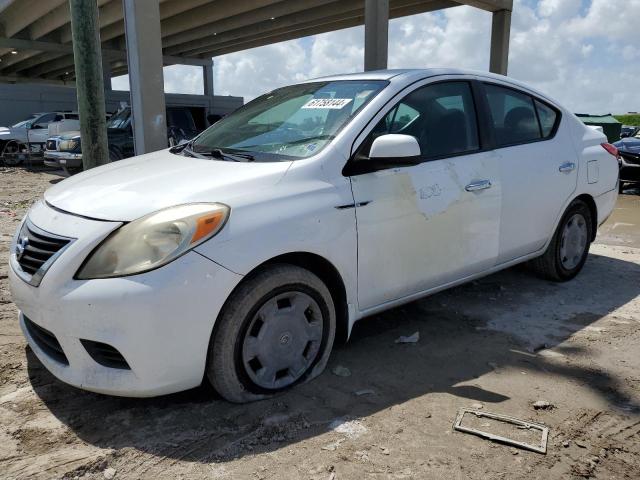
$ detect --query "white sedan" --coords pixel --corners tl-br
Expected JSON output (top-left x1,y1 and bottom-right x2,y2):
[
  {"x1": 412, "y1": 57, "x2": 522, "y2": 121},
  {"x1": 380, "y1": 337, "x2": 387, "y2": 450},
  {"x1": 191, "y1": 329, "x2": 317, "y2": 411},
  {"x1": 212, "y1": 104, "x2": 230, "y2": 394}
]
[{"x1": 9, "y1": 69, "x2": 619, "y2": 402}]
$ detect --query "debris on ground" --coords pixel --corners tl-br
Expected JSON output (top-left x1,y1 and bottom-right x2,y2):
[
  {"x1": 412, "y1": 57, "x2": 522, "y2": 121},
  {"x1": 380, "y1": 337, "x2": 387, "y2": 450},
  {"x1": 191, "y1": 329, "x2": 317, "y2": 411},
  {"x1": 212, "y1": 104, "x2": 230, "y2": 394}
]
[
  {"x1": 329, "y1": 418, "x2": 367, "y2": 439},
  {"x1": 453, "y1": 409, "x2": 549, "y2": 454},
  {"x1": 103, "y1": 467, "x2": 116, "y2": 479},
  {"x1": 394, "y1": 332, "x2": 420, "y2": 344},
  {"x1": 321, "y1": 439, "x2": 345, "y2": 451},
  {"x1": 532, "y1": 400, "x2": 554, "y2": 410},
  {"x1": 354, "y1": 389, "x2": 375, "y2": 396},
  {"x1": 331, "y1": 365, "x2": 351, "y2": 377},
  {"x1": 471, "y1": 403, "x2": 484, "y2": 409}
]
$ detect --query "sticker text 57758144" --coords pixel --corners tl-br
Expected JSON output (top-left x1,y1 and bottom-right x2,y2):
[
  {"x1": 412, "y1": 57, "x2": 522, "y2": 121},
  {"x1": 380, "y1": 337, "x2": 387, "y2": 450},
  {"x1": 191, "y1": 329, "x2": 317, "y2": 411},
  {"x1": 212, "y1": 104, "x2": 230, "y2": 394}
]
[{"x1": 302, "y1": 98, "x2": 353, "y2": 109}]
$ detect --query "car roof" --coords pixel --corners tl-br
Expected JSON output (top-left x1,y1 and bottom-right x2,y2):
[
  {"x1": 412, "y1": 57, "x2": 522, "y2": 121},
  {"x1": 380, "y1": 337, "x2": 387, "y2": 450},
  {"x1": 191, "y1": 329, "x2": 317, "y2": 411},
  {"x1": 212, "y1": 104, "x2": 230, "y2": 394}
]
[{"x1": 301, "y1": 68, "x2": 561, "y2": 107}]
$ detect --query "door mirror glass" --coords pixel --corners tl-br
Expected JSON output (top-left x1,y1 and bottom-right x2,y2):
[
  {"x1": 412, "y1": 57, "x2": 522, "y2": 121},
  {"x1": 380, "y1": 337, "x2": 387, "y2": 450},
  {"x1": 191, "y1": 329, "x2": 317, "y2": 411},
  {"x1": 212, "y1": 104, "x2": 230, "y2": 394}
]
[{"x1": 369, "y1": 134, "x2": 421, "y2": 161}]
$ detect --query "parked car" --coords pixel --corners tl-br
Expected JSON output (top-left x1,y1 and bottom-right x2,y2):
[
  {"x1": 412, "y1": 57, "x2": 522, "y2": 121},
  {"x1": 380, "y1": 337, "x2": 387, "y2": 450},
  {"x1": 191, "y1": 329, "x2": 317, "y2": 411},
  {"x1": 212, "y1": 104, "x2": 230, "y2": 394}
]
[
  {"x1": 44, "y1": 106, "x2": 201, "y2": 172},
  {"x1": 620, "y1": 125, "x2": 639, "y2": 138},
  {"x1": 614, "y1": 132, "x2": 640, "y2": 191},
  {"x1": 1, "y1": 112, "x2": 80, "y2": 164},
  {"x1": 10, "y1": 69, "x2": 619, "y2": 402}
]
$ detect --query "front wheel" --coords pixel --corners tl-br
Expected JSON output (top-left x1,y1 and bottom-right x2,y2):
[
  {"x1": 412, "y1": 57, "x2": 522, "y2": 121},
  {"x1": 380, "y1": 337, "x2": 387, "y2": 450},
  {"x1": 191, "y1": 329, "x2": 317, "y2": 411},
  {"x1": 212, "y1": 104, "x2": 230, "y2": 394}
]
[
  {"x1": 529, "y1": 200, "x2": 593, "y2": 281},
  {"x1": 207, "y1": 264, "x2": 336, "y2": 403}
]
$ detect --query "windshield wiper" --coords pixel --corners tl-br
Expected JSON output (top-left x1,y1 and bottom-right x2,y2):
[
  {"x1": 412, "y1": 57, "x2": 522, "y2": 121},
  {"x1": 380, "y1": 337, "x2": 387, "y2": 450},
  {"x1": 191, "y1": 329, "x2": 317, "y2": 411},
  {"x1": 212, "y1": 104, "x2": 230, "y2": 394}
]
[{"x1": 209, "y1": 148, "x2": 255, "y2": 162}]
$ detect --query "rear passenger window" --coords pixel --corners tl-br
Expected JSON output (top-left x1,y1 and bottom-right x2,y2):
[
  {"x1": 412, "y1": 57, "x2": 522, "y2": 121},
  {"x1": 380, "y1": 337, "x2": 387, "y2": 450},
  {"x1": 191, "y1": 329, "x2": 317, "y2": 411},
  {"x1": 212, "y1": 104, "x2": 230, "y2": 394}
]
[
  {"x1": 534, "y1": 99, "x2": 558, "y2": 137},
  {"x1": 484, "y1": 84, "x2": 541, "y2": 147}
]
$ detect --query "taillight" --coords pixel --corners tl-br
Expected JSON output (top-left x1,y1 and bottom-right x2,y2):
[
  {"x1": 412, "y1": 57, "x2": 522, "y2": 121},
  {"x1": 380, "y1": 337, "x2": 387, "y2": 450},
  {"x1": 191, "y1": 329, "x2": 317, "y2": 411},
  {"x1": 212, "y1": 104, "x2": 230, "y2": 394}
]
[{"x1": 601, "y1": 143, "x2": 620, "y2": 159}]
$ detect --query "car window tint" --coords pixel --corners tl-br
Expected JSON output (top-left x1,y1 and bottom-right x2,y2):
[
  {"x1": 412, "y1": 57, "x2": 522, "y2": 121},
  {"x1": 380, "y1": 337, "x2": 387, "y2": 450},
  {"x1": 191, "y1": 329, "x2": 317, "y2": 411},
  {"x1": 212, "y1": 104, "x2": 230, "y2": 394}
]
[
  {"x1": 387, "y1": 103, "x2": 420, "y2": 133},
  {"x1": 484, "y1": 84, "x2": 542, "y2": 146},
  {"x1": 362, "y1": 81, "x2": 479, "y2": 159},
  {"x1": 66, "y1": 113, "x2": 79, "y2": 120},
  {"x1": 37, "y1": 113, "x2": 57, "y2": 124},
  {"x1": 167, "y1": 108, "x2": 196, "y2": 132},
  {"x1": 535, "y1": 99, "x2": 557, "y2": 138}
]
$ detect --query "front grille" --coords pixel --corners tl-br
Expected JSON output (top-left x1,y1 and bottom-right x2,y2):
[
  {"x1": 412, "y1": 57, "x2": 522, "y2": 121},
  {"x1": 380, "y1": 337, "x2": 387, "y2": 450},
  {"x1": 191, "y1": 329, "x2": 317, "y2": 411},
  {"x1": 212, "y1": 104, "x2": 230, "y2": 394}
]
[
  {"x1": 23, "y1": 316, "x2": 69, "y2": 365},
  {"x1": 46, "y1": 139, "x2": 58, "y2": 151},
  {"x1": 81, "y1": 339, "x2": 130, "y2": 370},
  {"x1": 15, "y1": 221, "x2": 72, "y2": 284}
]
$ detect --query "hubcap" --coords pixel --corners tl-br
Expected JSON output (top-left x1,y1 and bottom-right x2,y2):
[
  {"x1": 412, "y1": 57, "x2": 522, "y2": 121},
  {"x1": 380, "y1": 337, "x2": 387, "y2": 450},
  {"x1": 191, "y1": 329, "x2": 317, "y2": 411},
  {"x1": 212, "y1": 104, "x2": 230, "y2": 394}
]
[
  {"x1": 242, "y1": 291, "x2": 323, "y2": 390},
  {"x1": 560, "y1": 213, "x2": 588, "y2": 270}
]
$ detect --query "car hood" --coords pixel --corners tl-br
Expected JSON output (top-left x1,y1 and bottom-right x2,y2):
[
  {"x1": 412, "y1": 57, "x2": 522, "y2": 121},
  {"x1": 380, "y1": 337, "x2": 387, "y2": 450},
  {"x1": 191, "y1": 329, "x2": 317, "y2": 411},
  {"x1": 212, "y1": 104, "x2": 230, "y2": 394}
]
[
  {"x1": 44, "y1": 149, "x2": 292, "y2": 221},
  {"x1": 59, "y1": 130, "x2": 81, "y2": 140},
  {"x1": 0, "y1": 126, "x2": 26, "y2": 138},
  {"x1": 616, "y1": 137, "x2": 640, "y2": 152}
]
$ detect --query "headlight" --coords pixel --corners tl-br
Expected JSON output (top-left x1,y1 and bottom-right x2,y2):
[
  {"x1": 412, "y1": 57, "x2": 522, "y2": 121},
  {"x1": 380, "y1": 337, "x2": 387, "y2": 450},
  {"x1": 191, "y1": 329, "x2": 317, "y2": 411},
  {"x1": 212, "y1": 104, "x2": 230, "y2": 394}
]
[
  {"x1": 77, "y1": 203, "x2": 229, "y2": 279},
  {"x1": 59, "y1": 139, "x2": 79, "y2": 151}
]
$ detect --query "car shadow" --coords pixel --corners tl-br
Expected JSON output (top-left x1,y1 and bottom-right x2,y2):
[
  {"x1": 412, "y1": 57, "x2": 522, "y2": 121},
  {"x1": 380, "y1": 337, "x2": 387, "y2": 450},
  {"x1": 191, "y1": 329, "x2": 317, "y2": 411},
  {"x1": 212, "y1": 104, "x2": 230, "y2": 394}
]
[{"x1": 26, "y1": 251, "x2": 640, "y2": 466}]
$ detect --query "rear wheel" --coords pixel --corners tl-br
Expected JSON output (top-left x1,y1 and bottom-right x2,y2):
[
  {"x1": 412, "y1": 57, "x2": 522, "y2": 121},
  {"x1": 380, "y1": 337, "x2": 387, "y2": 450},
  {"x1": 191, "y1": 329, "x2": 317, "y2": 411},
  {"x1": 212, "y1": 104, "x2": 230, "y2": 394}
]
[
  {"x1": 207, "y1": 264, "x2": 336, "y2": 403},
  {"x1": 1, "y1": 140, "x2": 26, "y2": 166},
  {"x1": 529, "y1": 200, "x2": 592, "y2": 281}
]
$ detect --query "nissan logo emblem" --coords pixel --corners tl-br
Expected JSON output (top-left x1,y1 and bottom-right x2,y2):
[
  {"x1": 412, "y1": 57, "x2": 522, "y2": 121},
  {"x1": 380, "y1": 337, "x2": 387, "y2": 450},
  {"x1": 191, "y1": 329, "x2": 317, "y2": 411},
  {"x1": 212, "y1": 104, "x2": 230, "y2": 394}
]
[{"x1": 15, "y1": 236, "x2": 29, "y2": 261}]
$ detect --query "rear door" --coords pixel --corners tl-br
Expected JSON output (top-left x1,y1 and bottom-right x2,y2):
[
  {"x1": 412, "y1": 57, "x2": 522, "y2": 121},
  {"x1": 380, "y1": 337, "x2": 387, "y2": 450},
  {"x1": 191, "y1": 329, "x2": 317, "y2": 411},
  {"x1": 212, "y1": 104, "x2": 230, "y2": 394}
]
[
  {"x1": 481, "y1": 83, "x2": 578, "y2": 263},
  {"x1": 348, "y1": 79, "x2": 501, "y2": 310}
]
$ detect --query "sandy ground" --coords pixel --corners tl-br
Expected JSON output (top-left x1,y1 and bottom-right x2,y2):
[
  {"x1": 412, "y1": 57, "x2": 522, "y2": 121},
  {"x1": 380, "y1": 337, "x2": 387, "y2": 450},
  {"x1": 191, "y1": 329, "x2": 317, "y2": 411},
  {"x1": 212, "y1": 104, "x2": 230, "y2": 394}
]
[{"x1": 0, "y1": 167, "x2": 639, "y2": 480}]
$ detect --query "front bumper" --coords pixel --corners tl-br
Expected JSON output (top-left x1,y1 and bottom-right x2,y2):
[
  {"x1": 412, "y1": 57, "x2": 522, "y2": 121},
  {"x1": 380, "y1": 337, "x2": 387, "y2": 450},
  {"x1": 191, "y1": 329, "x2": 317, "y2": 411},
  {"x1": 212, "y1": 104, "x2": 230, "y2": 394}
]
[
  {"x1": 9, "y1": 201, "x2": 243, "y2": 397},
  {"x1": 620, "y1": 154, "x2": 640, "y2": 183},
  {"x1": 44, "y1": 150, "x2": 83, "y2": 168}
]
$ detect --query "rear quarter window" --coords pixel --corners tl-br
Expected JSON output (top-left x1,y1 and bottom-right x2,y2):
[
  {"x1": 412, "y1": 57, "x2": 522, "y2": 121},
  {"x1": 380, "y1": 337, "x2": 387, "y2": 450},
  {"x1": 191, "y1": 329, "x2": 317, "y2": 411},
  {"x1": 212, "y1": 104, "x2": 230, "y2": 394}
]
[{"x1": 534, "y1": 99, "x2": 559, "y2": 138}]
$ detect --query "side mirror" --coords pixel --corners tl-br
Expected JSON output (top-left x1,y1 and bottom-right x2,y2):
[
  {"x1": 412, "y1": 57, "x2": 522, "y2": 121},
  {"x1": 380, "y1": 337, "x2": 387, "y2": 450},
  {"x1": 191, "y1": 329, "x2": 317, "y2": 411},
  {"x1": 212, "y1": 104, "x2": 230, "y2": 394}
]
[
  {"x1": 344, "y1": 134, "x2": 422, "y2": 176},
  {"x1": 369, "y1": 134, "x2": 421, "y2": 161}
]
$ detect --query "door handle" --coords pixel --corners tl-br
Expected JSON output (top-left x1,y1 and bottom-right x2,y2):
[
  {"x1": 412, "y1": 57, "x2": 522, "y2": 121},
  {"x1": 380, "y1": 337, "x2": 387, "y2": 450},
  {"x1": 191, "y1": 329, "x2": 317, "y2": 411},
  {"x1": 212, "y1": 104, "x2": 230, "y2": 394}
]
[
  {"x1": 465, "y1": 180, "x2": 492, "y2": 192},
  {"x1": 559, "y1": 162, "x2": 576, "y2": 173}
]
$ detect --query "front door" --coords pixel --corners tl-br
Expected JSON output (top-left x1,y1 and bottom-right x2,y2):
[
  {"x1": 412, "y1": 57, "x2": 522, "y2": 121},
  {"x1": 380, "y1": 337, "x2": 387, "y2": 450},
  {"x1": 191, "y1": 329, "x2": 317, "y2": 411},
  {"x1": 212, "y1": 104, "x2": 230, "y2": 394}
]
[{"x1": 348, "y1": 80, "x2": 502, "y2": 311}]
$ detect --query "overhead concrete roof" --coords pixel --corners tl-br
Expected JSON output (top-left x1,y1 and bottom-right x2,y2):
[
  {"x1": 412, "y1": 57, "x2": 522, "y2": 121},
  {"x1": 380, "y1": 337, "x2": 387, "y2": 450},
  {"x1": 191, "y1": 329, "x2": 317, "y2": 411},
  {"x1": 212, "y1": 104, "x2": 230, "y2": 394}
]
[{"x1": 0, "y1": 0, "x2": 511, "y2": 84}]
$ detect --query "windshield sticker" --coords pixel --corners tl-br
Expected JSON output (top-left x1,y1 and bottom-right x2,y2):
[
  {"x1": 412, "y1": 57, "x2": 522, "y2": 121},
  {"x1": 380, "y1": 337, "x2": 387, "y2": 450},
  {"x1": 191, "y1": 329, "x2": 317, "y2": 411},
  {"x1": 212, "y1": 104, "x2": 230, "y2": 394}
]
[{"x1": 302, "y1": 98, "x2": 352, "y2": 109}]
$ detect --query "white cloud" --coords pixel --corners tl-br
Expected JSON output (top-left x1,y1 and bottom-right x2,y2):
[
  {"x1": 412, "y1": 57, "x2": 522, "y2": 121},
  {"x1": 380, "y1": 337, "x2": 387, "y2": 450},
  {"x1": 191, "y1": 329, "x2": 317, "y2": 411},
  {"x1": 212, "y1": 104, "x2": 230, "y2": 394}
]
[
  {"x1": 110, "y1": 65, "x2": 204, "y2": 95},
  {"x1": 114, "y1": 1, "x2": 639, "y2": 114}
]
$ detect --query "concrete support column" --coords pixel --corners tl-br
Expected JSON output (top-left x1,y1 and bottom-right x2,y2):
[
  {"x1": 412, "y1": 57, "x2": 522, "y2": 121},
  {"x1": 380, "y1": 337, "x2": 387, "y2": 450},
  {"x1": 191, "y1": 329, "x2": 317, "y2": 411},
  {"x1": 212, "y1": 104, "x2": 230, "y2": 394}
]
[
  {"x1": 123, "y1": 0, "x2": 167, "y2": 155},
  {"x1": 69, "y1": 0, "x2": 109, "y2": 169},
  {"x1": 489, "y1": 9, "x2": 511, "y2": 75},
  {"x1": 364, "y1": 0, "x2": 389, "y2": 71},
  {"x1": 203, "y1": 60, "x2": 214, "y2": 97}
]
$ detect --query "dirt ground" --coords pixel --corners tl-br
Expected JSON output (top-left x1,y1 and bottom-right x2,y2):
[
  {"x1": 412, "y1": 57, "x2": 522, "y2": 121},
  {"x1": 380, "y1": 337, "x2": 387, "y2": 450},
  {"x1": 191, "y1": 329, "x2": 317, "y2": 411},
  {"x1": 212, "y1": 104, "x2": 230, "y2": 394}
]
[{"x1": 1, "y1": 167, "x2": 639, "y2": 480}]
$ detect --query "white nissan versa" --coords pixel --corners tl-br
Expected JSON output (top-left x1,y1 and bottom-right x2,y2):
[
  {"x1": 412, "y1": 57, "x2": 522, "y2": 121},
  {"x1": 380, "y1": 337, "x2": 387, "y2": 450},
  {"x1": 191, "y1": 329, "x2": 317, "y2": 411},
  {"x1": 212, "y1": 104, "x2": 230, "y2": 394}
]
[{"x1": 9, "y1": 69, "x2": 619, "y2": 402}]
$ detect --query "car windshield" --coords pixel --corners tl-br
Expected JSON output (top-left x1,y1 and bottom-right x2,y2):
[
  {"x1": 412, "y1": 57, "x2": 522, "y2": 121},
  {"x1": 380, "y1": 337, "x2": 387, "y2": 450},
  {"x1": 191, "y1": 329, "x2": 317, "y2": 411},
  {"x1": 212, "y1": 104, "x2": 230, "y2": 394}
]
[
  {"x1": 190, "y1": 80, "x2": 387, "y2": 161},
  {"x1": 12, "y1": 114, "x2": 39, "y2": 128},
  {"x1": 107, "y1": 108, "x2": 131, "y2": 129}
]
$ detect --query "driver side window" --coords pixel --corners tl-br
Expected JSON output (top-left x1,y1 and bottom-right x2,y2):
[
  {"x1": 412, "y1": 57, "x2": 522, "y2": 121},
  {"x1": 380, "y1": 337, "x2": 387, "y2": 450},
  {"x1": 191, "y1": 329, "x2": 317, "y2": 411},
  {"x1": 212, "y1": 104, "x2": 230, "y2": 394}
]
[{"x1": 357, "y1": 81, "x2": 480, "y2": 161}]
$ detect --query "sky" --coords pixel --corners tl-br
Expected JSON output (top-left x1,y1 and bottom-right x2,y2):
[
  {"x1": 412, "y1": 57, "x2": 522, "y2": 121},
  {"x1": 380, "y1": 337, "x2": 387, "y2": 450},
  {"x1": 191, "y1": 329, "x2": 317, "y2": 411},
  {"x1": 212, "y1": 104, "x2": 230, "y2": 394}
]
[{"x1": 112, "y1": 0, "x2": 640, "y2": 115}]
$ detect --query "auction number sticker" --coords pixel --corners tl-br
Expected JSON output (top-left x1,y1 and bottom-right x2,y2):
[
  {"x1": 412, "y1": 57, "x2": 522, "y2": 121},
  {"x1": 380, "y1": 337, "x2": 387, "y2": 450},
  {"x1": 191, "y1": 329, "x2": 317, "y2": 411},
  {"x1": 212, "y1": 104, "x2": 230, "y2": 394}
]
[{"x1": 302, "y1": 98, "x2": 352, "y2": 109}]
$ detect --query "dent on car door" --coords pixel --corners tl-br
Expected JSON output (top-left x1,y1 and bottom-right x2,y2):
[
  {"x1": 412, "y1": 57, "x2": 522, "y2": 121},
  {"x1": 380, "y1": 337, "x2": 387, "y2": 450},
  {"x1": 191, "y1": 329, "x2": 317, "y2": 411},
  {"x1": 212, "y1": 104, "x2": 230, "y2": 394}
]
[
  {"x1": 482, "y1": 83, "x2": 578, "y2": 264},
  {"x1": 348, "y1": 80, "x2": 501, "y2": 311}
]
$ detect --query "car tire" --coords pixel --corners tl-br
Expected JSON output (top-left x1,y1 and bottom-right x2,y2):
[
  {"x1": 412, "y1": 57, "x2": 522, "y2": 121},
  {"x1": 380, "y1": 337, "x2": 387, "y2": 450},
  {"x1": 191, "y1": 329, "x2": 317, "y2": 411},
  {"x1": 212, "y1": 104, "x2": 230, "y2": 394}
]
[
  {"x1": 529, "y1": 199, "x2": 593, "y2": 282},
  {"x1": 1, "y1": 140, "x2": 25, "y2": 166},
  {"x1": 207, "y1": 264, "x2": 336, "y2": 403},
  {"x1": 619, "y1": 181, "x2": 625, "y2": 194}
]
